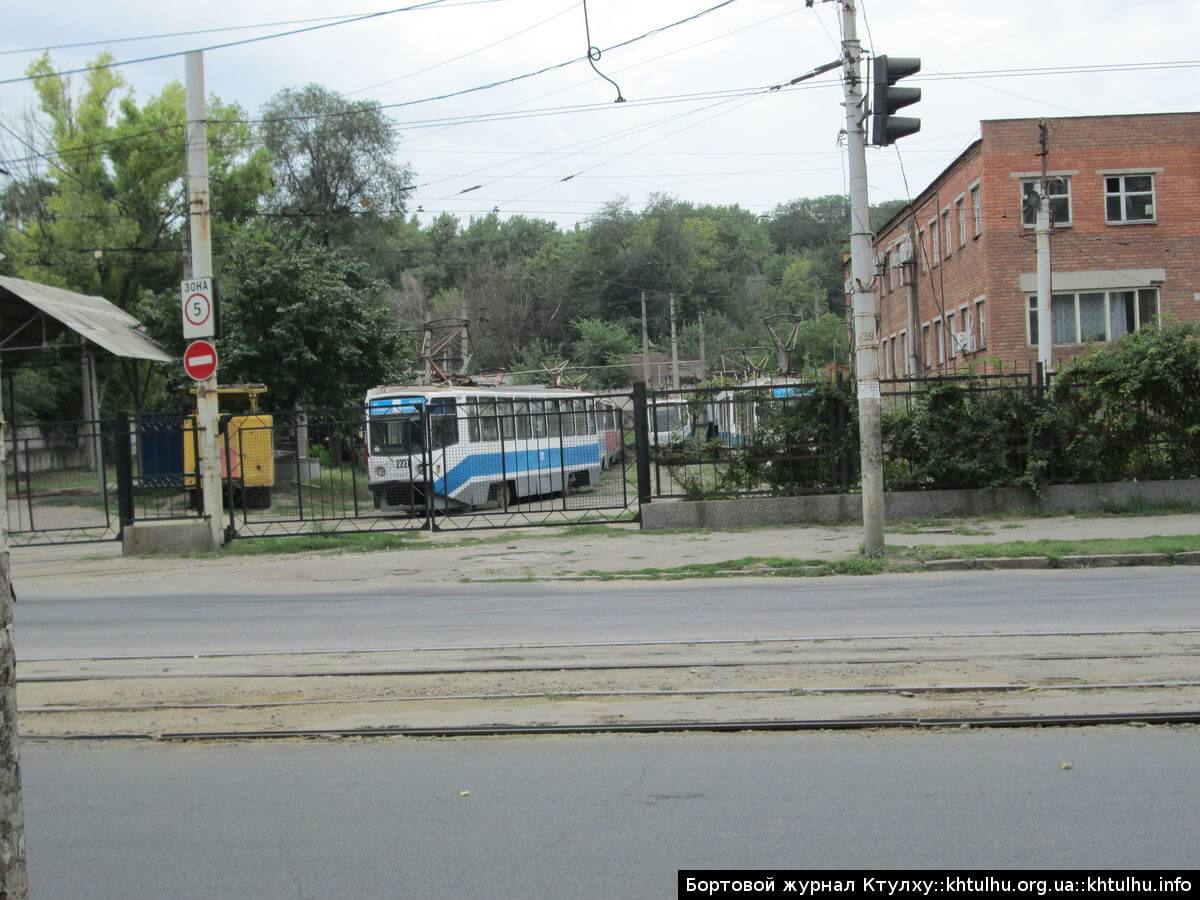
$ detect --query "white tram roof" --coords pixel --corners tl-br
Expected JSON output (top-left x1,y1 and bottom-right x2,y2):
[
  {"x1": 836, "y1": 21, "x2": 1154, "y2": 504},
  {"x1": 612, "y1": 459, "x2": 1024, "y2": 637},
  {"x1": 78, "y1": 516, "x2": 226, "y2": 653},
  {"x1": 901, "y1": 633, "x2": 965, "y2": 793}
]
[{"x1": 366, "y1": 384, "x2": 593, "y2": 401}]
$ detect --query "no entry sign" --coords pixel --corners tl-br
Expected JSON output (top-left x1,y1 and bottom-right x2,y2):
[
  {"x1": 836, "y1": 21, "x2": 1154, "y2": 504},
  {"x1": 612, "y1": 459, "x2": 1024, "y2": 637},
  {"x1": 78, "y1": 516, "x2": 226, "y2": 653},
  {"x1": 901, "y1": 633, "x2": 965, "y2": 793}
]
[{"x1": 183, "y1": 339, "x2": 218, "y2": 381}]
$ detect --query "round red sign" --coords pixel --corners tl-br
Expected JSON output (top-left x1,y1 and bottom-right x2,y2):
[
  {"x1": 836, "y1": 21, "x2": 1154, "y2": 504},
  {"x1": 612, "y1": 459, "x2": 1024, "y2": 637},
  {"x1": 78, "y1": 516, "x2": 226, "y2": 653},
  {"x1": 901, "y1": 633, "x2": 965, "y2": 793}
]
[{"x1": 183, "y1": 339, "x2": 218, "y2": 381}]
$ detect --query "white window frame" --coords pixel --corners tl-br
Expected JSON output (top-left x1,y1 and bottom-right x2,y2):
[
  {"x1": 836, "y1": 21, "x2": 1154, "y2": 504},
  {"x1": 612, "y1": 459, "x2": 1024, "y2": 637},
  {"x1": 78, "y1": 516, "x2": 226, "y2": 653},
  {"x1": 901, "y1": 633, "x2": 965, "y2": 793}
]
[
  {"x1": 959, "y1": 303, "x2": 971, "y2": 354},
  {"x1": 955, "y1": 196, "x2": 967, "y2": 248},
  {"x1": 946, "y1": 312, "x2": 957, "y2": 357},
  {"x1": 974, "y1": 297, "x2": 987, "y2": 349},
  {"x1": 933, "y1": 315, "x2": 945, "y2": 364},
  {"x1": 898, "y1": 329, "x2": 907, "y2": 375},
  {"x1": 1025, "y1": 288, "x2": 1160, "y2": 346},
  {"x1": 941, "y1": 209, "x2": 952, "y2": 258},
  {"x1": 918, "y1": 228, "x2": 927, "y2": 273},
  {"x1": 1021, "y1": 176, "x2": 1072, "y2": 227},
  {"x1": 922, "y1": 322, "x2": 931, "y2": 369},
  {"x1": 969, "y1": 183, "x2": 982, "y2": 237},
  {"x1": 1104, "y1": 172, "x2": 1156, "y2": 224},
  {"x1": 929, "y1": 219, "x2": 939, "y2": 266}
]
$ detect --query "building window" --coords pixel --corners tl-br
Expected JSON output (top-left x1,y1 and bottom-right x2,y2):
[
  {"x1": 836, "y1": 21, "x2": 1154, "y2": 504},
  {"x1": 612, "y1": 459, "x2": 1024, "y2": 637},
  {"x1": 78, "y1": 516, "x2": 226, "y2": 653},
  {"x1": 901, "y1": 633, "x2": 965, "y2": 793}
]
[
  {"x1": 942, "y1": 210, "x2": 952, "y2": 258},
  {"x1": 1022, "y1": 176, "x2": 1072, "y2": 227},
  {"x1": 1027, "y1": 288, "x2": 1159, "y2": 345},
  {"x1": 934, "y1": 317, "x2": 945, "y2": 364},
  {"x1": 947, "y1": 312, "x2": 957, "y2": 356},
  {"x1": 970, "y1": 185, "x2": 982, "y2": 236},
  {"x1": 898, "y1": 330, "x2": 907, "y2": 374},
  {"x1": 882, "y1": 251, "x2": 890, "y2": 292},
  {"x1": 918, "y1": 229, "x2": 926, "y2": 273},
  {"x1": 922, "y1": 323, "x2": 931, "y2": 368},
  {"x1": 929, "y1": 219, "x2": 939, "y2": 265},
  {"x1": 975, "y1": 298, "x2": 986, "y2": 348},
  {"x1": 956, "y1": 198, "x2": 966, "y2": 248},
  {"x1": 1105, "y1": 173, "x2": 1155, "y2": 223}
]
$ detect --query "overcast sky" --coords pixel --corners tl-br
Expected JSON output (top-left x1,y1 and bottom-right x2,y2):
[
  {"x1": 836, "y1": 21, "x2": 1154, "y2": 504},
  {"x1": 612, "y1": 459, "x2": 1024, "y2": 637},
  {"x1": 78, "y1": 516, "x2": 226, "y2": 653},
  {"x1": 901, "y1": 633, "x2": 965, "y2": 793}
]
[{"x1": 2, "y1": 0, "x2": 1197, "y2": 228}]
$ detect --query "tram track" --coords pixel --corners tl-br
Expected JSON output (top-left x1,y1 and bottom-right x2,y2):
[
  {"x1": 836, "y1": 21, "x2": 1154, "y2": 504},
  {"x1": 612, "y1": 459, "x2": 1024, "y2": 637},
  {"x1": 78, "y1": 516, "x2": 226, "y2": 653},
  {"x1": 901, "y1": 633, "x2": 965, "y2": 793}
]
[{"x1": 17, "y1": 628, "x2": 1200, "y2": 740}]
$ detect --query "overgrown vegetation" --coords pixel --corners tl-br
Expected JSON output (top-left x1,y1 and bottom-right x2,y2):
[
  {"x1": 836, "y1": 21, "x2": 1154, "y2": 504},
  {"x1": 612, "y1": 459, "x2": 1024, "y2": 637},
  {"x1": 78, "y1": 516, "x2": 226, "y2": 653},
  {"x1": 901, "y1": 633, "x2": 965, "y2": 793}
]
[{"x1": 662, "y1": 325, "x2": 1200, "y2": 499}]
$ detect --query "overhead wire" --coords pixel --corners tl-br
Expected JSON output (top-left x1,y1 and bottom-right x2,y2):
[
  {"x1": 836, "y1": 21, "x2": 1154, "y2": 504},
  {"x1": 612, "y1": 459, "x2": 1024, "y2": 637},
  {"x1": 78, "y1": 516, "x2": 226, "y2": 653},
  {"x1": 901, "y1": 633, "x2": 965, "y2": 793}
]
[
  {"x1": 0, "y1": 0, "x2": 458, "y2": 87},
  {"x1": 343, "y1": 0, "x2": 581, "y2": 97}
]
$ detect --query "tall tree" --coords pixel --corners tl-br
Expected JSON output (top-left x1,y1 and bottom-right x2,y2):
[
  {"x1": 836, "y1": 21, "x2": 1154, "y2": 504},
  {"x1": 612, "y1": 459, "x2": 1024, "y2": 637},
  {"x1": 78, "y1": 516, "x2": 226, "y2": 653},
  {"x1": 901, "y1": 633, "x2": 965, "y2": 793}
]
[{"x1": 259, "y1": 84, "x2": 413, "y2": 246}]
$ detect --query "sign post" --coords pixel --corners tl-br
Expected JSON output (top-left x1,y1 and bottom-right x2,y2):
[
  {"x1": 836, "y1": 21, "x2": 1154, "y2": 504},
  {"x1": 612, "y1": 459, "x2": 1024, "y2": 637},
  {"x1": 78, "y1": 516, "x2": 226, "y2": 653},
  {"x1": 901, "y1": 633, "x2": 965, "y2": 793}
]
[{"x1": 185, "y1": 51, "x2": 225, "y2": 549}]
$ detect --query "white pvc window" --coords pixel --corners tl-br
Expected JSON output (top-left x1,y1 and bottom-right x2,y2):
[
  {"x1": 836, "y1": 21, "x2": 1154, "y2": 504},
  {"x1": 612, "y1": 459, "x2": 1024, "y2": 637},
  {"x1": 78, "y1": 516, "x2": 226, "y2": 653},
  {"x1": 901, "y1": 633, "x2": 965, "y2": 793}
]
[
  {"x1": 1105, "y1": 173, "x2": 1155, "y2": 223},
  {"x1": 1027, "y1": 288, "x2": 1159, "y2": 345},
  {"x1": 970, "y1": 185, "x2": 982, "y2": 236}
]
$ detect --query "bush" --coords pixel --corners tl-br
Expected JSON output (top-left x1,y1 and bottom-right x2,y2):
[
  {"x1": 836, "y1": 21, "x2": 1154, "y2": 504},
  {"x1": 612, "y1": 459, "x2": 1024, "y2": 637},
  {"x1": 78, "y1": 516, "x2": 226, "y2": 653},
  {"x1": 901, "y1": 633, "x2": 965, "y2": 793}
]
[
  {"x1": 883, "y1": 382, "x2": 1051, "y2": 491},
  {"x1": 1049, "y1": 323, "x2": 1200, "y2": 481}
]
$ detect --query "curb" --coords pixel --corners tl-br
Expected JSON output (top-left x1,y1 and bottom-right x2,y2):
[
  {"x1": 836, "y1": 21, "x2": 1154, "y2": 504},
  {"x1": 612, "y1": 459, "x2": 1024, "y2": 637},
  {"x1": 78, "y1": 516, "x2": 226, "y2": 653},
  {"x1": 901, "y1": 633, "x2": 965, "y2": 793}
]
[{"x1": 924, "y1": 551, "x2": 1197, "y2": 572}]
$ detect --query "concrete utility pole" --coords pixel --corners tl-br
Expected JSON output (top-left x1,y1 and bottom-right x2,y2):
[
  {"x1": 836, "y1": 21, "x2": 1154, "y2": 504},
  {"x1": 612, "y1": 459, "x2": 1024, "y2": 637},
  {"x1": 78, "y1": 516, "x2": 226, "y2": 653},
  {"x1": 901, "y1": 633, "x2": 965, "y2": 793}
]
[
  {"x1": 0, "y1": 366, "x2": 29, "y2": 896},
  {"x1": 1035, "y1": 121, "x2": 1053, "y2": 372},
  {"x1": 840, "y1": 0, "x2": 885, "y2": 556},
  {"x1": 185, "y1": 52, "x2": 224, "y2": 549},
  {"x1": 905, "y1": 217, "x2": 920, "y2": 375},
  {"x1": 640, "y1": 290, "x2": 650, "y2": 385}
]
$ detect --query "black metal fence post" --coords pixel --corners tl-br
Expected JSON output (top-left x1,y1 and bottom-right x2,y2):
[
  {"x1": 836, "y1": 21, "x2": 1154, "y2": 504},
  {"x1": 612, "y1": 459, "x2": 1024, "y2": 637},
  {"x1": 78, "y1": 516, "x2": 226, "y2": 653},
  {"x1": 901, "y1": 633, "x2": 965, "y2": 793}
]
[
  {"x1": 632, "y1": 382, "x2": 652, "y2": 506},
  {"x1": 835, "y1": 371, "x2": 850, "y2": 492},
  {"x1": 114, "y1": 412, "x2": 135, "y2": 535}
]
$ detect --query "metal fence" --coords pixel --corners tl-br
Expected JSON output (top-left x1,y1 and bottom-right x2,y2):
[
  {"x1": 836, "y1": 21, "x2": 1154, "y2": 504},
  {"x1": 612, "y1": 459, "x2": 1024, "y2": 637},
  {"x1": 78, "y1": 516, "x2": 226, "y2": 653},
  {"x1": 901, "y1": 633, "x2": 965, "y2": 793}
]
[
  {"x1": 7, "y1": 371, "x2": 1198, "y2": 547},
  {"x1": 221, "y1": 394, "x2": 638, "y2": 539},
  {"x1": 4, "y1": 413, "x2": 201, "y2": 546},
  {"x1": 646, "y1": 380, "x2": 855, "y2": 500}
]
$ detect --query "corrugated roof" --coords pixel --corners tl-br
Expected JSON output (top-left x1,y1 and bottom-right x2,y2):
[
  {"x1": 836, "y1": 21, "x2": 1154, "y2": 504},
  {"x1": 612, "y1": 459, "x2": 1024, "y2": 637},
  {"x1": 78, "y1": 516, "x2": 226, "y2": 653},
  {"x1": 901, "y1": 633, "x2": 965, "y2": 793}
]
[{"x1": 0, "y1": 275, "x2": 171, "y2": 362}]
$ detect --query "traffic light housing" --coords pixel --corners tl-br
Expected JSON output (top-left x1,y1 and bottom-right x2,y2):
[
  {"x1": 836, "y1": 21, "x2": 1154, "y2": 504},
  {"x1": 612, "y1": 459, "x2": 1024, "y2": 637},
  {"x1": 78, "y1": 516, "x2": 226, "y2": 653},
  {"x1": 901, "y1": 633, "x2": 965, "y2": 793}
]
[{"x1": 871, "y1": 55, "x2": 921, "y2": 147}]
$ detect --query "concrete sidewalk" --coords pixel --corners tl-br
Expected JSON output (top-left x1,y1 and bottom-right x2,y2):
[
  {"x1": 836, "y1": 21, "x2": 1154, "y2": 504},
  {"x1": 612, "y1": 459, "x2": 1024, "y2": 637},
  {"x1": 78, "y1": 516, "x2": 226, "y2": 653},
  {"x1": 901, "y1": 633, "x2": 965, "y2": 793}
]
[{"x1": 11, "y1": 511, "x2": 1200, "y2": 592}]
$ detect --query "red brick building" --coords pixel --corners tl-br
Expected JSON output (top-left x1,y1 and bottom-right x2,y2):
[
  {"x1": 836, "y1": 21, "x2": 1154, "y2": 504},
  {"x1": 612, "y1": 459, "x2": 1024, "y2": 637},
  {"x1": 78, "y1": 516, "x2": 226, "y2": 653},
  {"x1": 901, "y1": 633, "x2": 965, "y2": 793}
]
[{"x1": 869, "y1": 112, "x2": 1200, "y2": 377}]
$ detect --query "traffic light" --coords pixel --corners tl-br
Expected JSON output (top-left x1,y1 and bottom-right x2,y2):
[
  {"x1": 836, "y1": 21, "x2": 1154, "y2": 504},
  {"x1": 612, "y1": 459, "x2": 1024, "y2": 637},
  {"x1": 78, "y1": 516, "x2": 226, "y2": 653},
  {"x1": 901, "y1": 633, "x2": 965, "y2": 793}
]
[{"x1": 870, "y1": 55, "x2": 921, "y2": 147}]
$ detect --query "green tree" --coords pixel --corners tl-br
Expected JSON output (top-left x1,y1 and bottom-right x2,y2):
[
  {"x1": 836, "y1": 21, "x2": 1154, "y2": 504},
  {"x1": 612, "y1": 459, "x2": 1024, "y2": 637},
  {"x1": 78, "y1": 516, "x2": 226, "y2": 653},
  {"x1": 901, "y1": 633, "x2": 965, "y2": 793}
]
[
  {"x1": 569, "y1": 318, "x2": 637, "y2": 389},
  {"x1": 0, "y1": 53, "x2": 268, "y2": 414},
  {"x1": 192, "y1": 224, "x2": 412, "y2": 412},
  {"x1": 259, "y1": 84, "x2": 413, "y2": 246}
]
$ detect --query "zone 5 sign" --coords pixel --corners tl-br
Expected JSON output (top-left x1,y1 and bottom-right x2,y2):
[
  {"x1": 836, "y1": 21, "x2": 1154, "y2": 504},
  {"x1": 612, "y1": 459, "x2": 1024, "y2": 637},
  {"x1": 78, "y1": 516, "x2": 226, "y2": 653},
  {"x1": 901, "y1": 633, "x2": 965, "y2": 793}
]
[{"x1": 181, "y1": 276, "x2": 215, "y2": 339}]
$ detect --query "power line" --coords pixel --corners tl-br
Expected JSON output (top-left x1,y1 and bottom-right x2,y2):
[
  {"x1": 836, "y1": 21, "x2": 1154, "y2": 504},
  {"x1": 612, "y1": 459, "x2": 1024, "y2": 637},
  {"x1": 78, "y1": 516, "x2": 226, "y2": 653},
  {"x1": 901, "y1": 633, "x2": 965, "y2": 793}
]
[
  {"x1": 0, "y1": 0, "x2": 456, "y2": 87},
  {"x1": 343, "y1": 0, "x2": 580, "y2": 97},
  {"x1": 386, "y1": 3, "x2": 802, "y2": 155},
  {"x1": 498, "y1": 91, "x2": 774, "y2": 208},
  {"x1": 220, "y1": 1, "x2": 745, "y2": 127},
  {"x1": 0, "y1": 1, "x2": 510, "y2": 58}
]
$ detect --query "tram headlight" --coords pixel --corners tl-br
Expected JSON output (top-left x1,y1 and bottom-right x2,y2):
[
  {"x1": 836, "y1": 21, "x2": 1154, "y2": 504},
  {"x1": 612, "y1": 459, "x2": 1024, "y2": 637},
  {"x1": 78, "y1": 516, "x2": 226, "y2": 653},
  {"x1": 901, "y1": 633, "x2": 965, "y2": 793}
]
[{"x1": 374, "y1": 465, "x2": 386, "y2": 478}]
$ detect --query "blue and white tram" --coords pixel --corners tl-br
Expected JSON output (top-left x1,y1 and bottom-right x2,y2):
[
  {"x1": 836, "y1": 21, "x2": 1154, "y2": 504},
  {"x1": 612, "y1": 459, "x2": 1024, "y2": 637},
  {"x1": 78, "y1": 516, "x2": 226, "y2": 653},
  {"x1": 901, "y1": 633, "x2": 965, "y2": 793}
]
[{"x1": 365, "y1": 385, "x2": 604, "y2": 513}]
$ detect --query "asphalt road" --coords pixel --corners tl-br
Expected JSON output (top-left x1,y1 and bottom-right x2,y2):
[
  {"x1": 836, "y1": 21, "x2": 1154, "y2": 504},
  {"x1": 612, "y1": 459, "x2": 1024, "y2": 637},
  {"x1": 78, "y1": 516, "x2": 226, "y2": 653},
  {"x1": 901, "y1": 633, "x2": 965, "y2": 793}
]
[
  {"x1": 16, "y1": 567, "x2": 1200, "y2": 658},
  {"x1": 22, "y1": 726, "x2": 1200, "y2": 897}
]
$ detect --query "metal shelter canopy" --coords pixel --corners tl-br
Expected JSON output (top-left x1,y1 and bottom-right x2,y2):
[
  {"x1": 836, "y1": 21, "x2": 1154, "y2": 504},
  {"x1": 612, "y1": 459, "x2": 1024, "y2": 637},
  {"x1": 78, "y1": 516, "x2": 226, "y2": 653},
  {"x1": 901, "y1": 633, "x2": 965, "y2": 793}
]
[{"x1": 0, "y1": 275, "x2": 171, "y2": 363}]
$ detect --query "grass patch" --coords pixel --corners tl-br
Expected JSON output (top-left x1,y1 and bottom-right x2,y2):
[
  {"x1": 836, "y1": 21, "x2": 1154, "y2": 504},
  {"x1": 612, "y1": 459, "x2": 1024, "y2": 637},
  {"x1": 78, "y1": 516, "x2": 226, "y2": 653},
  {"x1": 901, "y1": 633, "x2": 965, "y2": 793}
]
[
  {"x1": 222, "y1": 530, "x2": 431, "y2": 556},
  {"x1": 571, "y1": 533, "x2": 1200, "y2": 581},
  {"x1": 580, "y1": 554, "x2": 921, "y2": 581},
  {"x1": 889, "y1": 533, "x2": 1200, "y2": 562}
]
